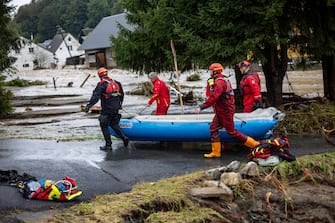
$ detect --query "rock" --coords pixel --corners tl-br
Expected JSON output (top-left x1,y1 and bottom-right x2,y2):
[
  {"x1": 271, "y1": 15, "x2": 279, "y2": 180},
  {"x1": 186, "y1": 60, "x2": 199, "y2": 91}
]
[
  {"x1": 205, "y1": 161, "x2": 241, "y2": 180},
  {"x1": 203, "y1": 180, "x2": 220, "y2": 187},
  {"x1": 190, "y1": 186, "x2": 234, "y2": 202},
  {"x1": 226, "y1": 160, "x2": 241, "y2": 172},
  {"x1": 253, "y1": 155, "x2": 280, "y2": 167},
  {"x1": 220, "y1": 172, "x2": 242, "y2": 186},
  {"x1": 240, "y1": 161, "x2": 259, "y2": 177},
  {"x1": 67, "y1": 81, "x2": 74, "y2": 87},
  {"x1": 205, "y1": 168, "x2": 222, "y2": 180}
]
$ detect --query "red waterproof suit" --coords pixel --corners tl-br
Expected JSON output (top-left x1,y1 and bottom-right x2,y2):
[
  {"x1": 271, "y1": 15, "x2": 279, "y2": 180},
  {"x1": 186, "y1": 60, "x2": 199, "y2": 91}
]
[
  {"x1": 148, "y1": 78, "x2": 170, "y2": 115},
  {"x1": 199, "y1": 74, "x2": 248, "y2": 143},
  {"x1": 239, "y1": 70, "x2": 262, "y2": 112}
]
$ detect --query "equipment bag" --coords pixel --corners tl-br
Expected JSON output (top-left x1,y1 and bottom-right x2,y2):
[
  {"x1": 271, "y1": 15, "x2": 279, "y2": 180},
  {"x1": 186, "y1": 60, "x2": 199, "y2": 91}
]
[
  {"x1": 248, "y1": 135, "x2": 296, "y2": 162},
  {"x1": 19, "y1": 176, "x2": 82, "y2": 201}
]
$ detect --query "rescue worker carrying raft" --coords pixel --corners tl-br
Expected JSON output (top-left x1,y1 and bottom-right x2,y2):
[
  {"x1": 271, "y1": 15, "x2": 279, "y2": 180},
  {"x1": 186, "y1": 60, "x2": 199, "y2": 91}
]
[
  {"x1": 85, "y1": 67, "x2": 129, "y2": 150},
  {"x1": 238, "y1": 60, "x2": 263, "y2": 112},
  {"x1": 195, "y1": 63, "x2": 260, "y2": 158},
  {"x1": 147, "y1": 72, "x2": 170, "y2": 115}
]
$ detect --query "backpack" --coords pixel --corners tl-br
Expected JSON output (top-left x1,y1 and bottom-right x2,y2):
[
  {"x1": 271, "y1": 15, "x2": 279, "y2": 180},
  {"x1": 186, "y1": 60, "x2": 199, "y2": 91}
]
[
  {"x1": 105, "y1": 80, "x2": 121, "y2": 99},
  {"x1": 248, "y1": 135, "x2": 296, "y2": 162}
]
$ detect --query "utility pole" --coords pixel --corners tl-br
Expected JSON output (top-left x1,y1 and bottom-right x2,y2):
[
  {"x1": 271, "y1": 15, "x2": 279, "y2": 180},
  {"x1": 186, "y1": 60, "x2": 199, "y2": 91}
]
[{"x1": 56, "y1": 25, "x2": 76, "y2": 69}]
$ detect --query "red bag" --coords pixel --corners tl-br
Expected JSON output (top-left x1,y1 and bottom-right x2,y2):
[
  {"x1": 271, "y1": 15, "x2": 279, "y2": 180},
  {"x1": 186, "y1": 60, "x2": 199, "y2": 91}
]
[{"x1": 248, "y1": 135, "x2": 295, "y2": 162}]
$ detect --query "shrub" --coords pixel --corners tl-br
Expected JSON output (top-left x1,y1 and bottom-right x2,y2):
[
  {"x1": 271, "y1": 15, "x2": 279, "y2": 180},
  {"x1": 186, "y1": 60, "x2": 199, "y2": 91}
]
[
  {"x1": 0, "y1": 84, "x2": 13, "y2": 118},
  {"x1": 186, "y1": 73, "x2": 201, "y2": 81},
  {"x1": 5, "y1": 77, "x2": 29, "y2": 87}
]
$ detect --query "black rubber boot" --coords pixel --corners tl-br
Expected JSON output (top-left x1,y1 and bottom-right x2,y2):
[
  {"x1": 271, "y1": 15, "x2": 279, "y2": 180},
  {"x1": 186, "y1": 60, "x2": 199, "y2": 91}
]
[
  {"x1": 111, "y1": 123, "x2": 129, "y2": 147},
  {"x1": 100, "y1": 119, "x2": 112, "y2": 150},
  {"x1": 100, "y1": 145, "x2": 112, "y2": 151},
  {"x1": 122, "y1": 136, "x2": 129, "y2": 147}
]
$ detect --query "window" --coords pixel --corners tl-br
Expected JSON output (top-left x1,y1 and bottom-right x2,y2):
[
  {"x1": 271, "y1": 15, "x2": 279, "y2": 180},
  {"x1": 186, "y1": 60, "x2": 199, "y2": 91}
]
[
  {"x1": 28, "y1": 47, "x2": 34, "y2": 53},
  {"x1": 88, "y1": 54, "x2": 96, "y2": 63},
  {"x1": 15, "y1": 49, "x2": 20, "y2": 54},
  {"x1": 68, "y1": 45, "x2": 73, "y2": 51}
]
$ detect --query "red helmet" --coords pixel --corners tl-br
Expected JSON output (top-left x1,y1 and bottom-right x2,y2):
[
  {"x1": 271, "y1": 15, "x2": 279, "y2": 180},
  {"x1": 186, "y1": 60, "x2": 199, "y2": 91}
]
[
  {"x1": 209, "y1": 63, "x2": 223, "y2": 73},
  {"x1": 98, "y1": 67, "x2": 108, "y2": 78},
  {"x1": 238, "y1": 60, "x2": 251, "y2": 68}
]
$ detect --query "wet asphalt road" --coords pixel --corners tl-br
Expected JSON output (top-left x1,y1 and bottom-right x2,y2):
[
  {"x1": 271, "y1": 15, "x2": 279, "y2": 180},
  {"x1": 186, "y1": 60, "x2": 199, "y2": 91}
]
[{"x1": 0, "y1": 136, "x2": 334, "y2": 214}]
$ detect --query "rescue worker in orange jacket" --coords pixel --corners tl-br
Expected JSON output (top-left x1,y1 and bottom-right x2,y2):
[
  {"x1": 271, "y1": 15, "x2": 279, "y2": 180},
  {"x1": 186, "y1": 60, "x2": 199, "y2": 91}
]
[
  {"x1": 238, "y1": 60, "x2": 263, "y2": 112},
  {"x1": 85, "y1": 67, "x2": 129, "y2": 151},
  {"x1": 195, "y1": 63, "x2": 260, "y2": 158},
  {"x1": 147, "y1": 72, "x2": 170, "y2": 115}
]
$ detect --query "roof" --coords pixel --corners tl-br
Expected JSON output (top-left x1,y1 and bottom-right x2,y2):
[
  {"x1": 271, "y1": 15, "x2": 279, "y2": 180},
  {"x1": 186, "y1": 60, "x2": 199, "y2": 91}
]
[
  {"x1": 48, "y1": 33, "x2": 67, "y2": 53},
  {"x1": 78, "y1": 13, "x2": 134, "y2": 51},
  {"x1": 18, "y1": 36, "x2": 53, "y2": 55}
]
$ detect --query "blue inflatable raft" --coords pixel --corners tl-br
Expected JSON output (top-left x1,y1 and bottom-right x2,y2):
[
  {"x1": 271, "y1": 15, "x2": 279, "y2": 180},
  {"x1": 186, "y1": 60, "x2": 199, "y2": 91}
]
[{"x1": 110, "y1": 107, "x2": 285, "y2": 142}]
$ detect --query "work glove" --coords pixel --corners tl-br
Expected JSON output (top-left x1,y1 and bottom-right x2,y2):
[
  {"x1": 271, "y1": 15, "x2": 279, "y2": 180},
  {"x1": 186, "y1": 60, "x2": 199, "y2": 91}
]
[
  {"x1": 252, "y1": 100, "x2": 263, "y2": 111},
  {"x1": 84, "y1": 105, "x2": 90, "y2": 113}
]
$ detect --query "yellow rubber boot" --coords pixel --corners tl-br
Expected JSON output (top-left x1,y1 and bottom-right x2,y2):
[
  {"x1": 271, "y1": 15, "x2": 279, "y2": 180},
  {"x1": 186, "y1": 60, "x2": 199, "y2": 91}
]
[
  {"x1": 204, "y1": 142, "x2": 221, "y2": 158},
  {"x1": 244, "y1": 136, "x2": 260, "y2": 149}
]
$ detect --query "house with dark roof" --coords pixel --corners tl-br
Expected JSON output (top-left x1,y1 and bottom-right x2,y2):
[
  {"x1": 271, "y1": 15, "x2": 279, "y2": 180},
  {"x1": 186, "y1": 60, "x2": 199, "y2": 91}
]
[
  {"x1": 78, "y1": 12, "x2": 134, "y2": 68},
  {"x1": 41, "y1": 32, "x2": 83, "y2": 67}
]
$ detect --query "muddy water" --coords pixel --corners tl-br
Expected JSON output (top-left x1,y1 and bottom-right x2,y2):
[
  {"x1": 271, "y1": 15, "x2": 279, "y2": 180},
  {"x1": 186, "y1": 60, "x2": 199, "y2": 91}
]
[{"x1": 0, "y1": 68, "x2": 325, "y2": 142}]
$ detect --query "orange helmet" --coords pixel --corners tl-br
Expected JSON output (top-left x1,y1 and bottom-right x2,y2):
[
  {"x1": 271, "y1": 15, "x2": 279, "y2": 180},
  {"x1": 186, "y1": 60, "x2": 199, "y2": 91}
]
[
  {"x1": 209, "y1": 63, "x2": 223, "y2": 74},
  {"x1": 98, "y1": 67, "x2": 108, "y2": 78},
  {"x1": 238, "y1": 60, "x2": 251, "y2": 68}
]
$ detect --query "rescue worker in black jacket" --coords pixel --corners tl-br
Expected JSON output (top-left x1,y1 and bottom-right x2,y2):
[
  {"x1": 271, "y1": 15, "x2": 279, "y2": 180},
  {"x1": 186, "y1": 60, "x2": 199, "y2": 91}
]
[{"x1": 85, "y1": 67, "x2": 129, "y2": 150}]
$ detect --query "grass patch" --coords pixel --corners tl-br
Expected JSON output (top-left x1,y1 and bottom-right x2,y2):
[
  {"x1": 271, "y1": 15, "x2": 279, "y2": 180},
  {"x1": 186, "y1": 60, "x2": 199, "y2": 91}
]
[
  {"x1": 49, "y1": 171, "x2": 224, "y2": 223},
  {"x1": 260, "y1": 152, "x2": 335, "y2": 185},
  {"x1": 5, "y1": 78, "x2": 46, "y2": 87}
]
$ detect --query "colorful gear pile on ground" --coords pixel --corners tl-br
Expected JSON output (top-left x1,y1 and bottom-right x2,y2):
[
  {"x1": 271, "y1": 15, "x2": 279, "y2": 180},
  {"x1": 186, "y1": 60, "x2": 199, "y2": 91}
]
[{"x1": 18, "y1": 176, "x2": 82, "y2": 201}]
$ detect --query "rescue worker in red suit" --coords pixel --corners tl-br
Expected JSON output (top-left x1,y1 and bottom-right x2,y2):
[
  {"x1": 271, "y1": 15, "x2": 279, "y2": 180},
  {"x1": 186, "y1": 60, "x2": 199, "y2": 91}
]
[
  {"x1": 195, "y1": 63, "x2": 260, "y2": 158},
  {"x1": 147, "y1": 72, "x2": 170, "y2": 115},
  {"x1": 238, "y1": 60, "x2": 263, "y2": 112},
  {"x1": 206, "y1": 77, "x2": 230, "y2": 152},
  {"x1": 85, "y1": 67, "x2": 129, "y2": 151}
]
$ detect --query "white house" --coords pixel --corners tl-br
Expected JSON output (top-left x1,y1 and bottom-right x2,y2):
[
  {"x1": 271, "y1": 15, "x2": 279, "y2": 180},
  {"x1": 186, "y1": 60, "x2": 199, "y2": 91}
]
[
  {"x1": 9, "y1": 36, "x2": 55, "y2": 70},
  {"x1": 41, "y1": 32, "x2": 84, "y2": 67},
  {"x1": 10, "y1": 33, "x2": 84, "y2": 71}
]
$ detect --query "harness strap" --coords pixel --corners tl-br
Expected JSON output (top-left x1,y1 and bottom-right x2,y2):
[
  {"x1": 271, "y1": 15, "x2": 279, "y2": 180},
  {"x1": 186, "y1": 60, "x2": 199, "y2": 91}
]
[{"x1": 216, "y1": 77, "x2": 234, "y2": 100}]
